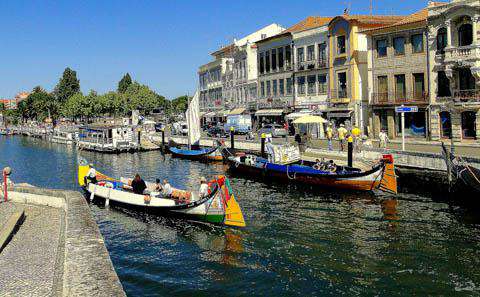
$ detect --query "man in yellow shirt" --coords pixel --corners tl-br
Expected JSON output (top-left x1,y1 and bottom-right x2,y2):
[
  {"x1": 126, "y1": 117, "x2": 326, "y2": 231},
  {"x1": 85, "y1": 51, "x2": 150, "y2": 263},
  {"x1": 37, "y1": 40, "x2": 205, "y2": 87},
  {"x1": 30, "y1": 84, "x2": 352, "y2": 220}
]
[
  {"x1": 351, "y1": 125, "x2": 361, "y2": 152},
  {"x1": 337, "y1": 124, "x2": 348, "y2": 152},
  {"x1": 326, "y1": 123, "x2": 333, "y2": 151}
]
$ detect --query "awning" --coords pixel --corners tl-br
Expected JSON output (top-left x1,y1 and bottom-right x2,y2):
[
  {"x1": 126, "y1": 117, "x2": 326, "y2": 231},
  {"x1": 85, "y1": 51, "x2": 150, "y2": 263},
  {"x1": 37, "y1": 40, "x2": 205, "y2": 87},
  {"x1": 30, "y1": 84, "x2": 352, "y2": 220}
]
[
  {"x1": 255, "y1": 109, "x2": 284, "y2": 116},
  {"x1": 227, "y1": 108, "x2": 246, "y2": 116},
  {"x1": 328, "y1": 110, "x2": 353, "y2": 118},
  {"x1": 202, "y1": 112, "x2": 216, "y2": 118},
  {"x1": 286, "y1": 110, "x2": 312, "y2": 120},
  {"x1": 293, "y1": 115, "x2": 328, "y2": 124},
  {"x1": 216, "y1": 110, "x2": 229, "y2": 117}
]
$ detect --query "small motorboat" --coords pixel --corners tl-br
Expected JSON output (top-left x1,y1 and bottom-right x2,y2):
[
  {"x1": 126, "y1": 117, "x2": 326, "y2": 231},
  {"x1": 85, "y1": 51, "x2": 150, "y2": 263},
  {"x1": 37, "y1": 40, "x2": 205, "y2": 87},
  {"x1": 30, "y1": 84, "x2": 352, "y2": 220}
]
[
  {"x1": 223, "y1": 147, "x2": 397, "y2": 193},
  {"x1": 168, "y1": 140, "x2": 222, "y2": 162},
  {"x1": 77, "y1": 161, "x2": 246, "y2": 227},
  {"x1": 441, "y1": 143, "x2": 480, "y2": 193}
]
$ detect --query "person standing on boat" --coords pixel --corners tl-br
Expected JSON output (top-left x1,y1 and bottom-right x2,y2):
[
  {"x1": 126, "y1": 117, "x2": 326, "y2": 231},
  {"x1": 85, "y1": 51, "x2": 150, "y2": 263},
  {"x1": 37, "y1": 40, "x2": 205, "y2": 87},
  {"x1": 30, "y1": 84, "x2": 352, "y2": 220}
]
[
  {"x1": 265, "y1": 138, "x2": 275, "y2": 163},
  {"x1": 337, "y1": 124, "x2": 348, "y2": 152},
  {"x1": 162, "y1": 179, "x2": 173, "y2": 197},
  {"x1": 131, "y1": 174, "x2": 147, "y2": 195},
  {"x1": 199, "y1": 177, "x2": 209, "y2": 199}
]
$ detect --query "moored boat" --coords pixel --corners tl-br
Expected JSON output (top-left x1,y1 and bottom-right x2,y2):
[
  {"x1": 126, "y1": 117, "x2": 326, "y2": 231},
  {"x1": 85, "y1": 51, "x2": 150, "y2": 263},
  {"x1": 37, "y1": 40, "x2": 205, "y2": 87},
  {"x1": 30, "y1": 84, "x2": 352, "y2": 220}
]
[
  {"x1": 78, "y1": 160, "x2": 246, "y2": 227},
  {"x1": 441, "y1": 143, "x2": 480, "y2": 193},
  {"x1": 223, "y1": 147, "x2": 397, "y2": 193}
]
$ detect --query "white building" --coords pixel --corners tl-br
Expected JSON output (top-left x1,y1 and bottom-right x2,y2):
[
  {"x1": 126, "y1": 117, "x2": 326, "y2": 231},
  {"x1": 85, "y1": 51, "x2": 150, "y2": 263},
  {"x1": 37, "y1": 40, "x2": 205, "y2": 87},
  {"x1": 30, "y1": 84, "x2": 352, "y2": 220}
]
[{"x1": 198, "y1": 24, "x2": 284, "y2": 122}]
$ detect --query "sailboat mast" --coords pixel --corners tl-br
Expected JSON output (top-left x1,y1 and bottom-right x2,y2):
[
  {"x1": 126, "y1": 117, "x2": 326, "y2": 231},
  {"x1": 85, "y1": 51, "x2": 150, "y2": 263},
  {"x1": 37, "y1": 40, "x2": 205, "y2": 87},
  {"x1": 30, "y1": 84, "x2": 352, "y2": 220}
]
[{"x1": 187, "y1": 93, "x2": 191, "y2": 149}]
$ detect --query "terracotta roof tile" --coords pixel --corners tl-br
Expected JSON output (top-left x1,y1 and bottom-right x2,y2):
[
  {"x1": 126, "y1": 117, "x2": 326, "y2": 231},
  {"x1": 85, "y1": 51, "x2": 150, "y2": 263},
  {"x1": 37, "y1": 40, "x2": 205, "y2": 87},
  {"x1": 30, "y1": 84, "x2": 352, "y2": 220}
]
[{"x1": 285, "y1": 16, "x2": 333, "y2": 33}]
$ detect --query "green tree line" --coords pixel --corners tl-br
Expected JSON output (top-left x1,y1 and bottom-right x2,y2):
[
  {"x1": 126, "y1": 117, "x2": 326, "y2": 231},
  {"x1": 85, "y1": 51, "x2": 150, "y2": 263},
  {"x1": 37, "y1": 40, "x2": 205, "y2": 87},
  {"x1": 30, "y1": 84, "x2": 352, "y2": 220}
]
[{"x1": 4, "y1": 69, "x2": 190, "y2": 124}]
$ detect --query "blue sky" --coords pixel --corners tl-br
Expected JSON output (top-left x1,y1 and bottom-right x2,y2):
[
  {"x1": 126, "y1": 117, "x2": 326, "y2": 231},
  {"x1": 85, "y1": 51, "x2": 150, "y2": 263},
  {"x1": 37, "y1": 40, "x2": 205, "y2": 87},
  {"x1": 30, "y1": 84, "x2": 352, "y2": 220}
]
[{"x1": 0, "y1": 0, "x2": 426, "y2": 100}]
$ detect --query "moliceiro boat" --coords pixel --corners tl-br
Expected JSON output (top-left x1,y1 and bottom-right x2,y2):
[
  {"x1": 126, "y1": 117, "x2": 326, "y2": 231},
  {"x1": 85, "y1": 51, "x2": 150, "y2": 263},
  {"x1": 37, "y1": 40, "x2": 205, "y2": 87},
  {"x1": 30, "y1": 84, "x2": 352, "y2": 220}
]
[
  {"x1": 167, "y1": 90, "x2": 223, "y2": 162},
  {"x1": 78, "y1": 161, "x2": 246, "y2": 227},
  {"x1": 223, "y1": 145, "x2": 397, "y2": 193},
  {"x1": 441, "y1": 143, "x2": 480, "y2": 193}
]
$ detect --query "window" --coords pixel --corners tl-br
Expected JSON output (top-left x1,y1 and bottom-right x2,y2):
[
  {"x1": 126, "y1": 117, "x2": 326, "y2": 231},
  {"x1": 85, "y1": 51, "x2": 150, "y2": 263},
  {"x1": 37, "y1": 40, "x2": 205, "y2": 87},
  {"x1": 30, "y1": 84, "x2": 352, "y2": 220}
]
[
  {"x1": 459, "y1": 68, "x2": 476, "y2": 90},
  {"x1": 265, "y1": 51, "x2": 270, "y2": 72},
  {"x1": 393, "y1": 37, "x2": 405, "y2": 55},
  {"x1": 338, "y1": 72, "x2": 347, "y2": 98},
  {"x1": 259, "y1": 53, "x2": 264, "y2": 74},
  {"x1": 278, "y1": 47, "x2": 284, "y2": 69},
  {"x1": 318, "y1": 43, "x2": 327, "y2": 66},
  {"x1": 279, "y1": 79, "x2": 285, "y2": 95},
  {"x1": 458, "y1": 23, "x2": 473, "y2": 47},
  {"x1": 437, "y1": 28, "x2": 447, "y2": 54},
  {"x1": 298, "y1": 76, "x2": 306, "y2": 95},
  {"x1": 271, "y1": 49, "x2": 277, "y2": 71},
  {"x1": 413, "y1": 73, "x2": 425, "y2": 100},
  {"x1": 377, "y1": 39, "x2": 387, "y2": 57},
  {"x1": 266, "y1": 81, "x2": 271, "y2": 96},
  {"x1": 461, "y1": 111, "x2": 476, "y2": 139},
  {"x1": 395, "y1": 74, "x2": 406, "y2": 100},
  {"x1": 285, "y1": 46, "x2": 291, "y2": 67},
  {"x1": 440, "y1": 111, "x2": 452, "y2": 139},
  {"x1": 377, "y1": 76, "x2": 388, "y2": 102},
  {"x1": 411, "y1": 34, "x2": 424, "y2": 53},
  {"x1": 307, "y1": 45, "x2": 315, "y2": 61},
  {"x1": 297, "y1": 47, "x2": 304, "y2": 62},
  {"x1": 307, "y1": 75, "x2": 316, "y2": 95},
  {"x1": 318, "y1": 74, "x2": 327, "y2": 94},
  {"x1": 286, "y1": 78, "x2": 293, "y2": 94},
  {"x1": 337, "y1": 36, "x2": 346, "y2": 54},
  {"x1": 437, "y1": 71, "x2": 451, "y2": 97},
  {"x1": 272, "y1": 79, "x2": 277, "y2": 96}
]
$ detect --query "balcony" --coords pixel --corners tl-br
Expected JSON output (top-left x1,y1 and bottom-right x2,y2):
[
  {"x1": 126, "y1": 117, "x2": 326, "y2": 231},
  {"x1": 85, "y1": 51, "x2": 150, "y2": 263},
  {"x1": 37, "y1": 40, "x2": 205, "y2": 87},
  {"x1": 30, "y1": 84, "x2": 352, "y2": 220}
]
[
  {"x1": 330, "y1": 89, "x2": 349, "y2": 103},
  {"x1": 295, "y1": 59, "x2": 328, "y2": 72},
  {"x1": 452, "y1": 89, "x2": 480, "y2": 103},
  {"x1": 444, "y1": 45, "x2": 480, "y2": 63},
  {"x1": 372, "y1": 92, "x2": 429, "y2": 105}
]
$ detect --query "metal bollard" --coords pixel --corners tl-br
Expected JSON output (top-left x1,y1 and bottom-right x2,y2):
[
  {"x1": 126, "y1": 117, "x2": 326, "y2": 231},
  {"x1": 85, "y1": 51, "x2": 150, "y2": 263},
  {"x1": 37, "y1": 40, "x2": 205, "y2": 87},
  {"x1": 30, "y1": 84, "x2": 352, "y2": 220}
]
[
  {"x1": 230, "y1": 127, "x2": 235, "y2": 149},
  {"x1": 347, "y1": 136, "x2": 353, "y2": 167},
  {"x1": 261, "y1": 133, "x2": 266, "y2": 158}
]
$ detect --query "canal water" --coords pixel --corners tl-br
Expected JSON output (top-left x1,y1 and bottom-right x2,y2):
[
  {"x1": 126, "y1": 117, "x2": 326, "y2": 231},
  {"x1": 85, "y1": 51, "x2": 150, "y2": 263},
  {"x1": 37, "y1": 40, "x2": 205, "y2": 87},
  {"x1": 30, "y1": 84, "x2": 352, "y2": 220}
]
[{"x1": 1, "y1": 135, "x2": 480, "y2": 296}]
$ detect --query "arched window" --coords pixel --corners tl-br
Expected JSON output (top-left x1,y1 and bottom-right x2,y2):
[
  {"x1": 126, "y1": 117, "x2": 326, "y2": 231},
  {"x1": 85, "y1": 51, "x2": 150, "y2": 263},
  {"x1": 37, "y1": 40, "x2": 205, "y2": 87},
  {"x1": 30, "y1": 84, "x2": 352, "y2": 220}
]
[
  {"x1": 461, "y1": 111, "x2": 476, "y2": 139},
  {"x1": 437, "y1": 28, "x2": 447, "y2": 53},
  {"x1": 439, "y1": 111, "x2": 451, "y2": 138},
  {"x1": 458, "y1": 23, "x2": 473, "y2": 46}
]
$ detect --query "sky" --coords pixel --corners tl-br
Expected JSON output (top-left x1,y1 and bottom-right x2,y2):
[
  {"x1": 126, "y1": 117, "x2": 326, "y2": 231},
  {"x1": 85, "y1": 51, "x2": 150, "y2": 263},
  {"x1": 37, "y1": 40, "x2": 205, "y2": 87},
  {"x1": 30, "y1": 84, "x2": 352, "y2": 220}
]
[{"x1": 0, "y1": 0, "x2": 427, "y2": 100}]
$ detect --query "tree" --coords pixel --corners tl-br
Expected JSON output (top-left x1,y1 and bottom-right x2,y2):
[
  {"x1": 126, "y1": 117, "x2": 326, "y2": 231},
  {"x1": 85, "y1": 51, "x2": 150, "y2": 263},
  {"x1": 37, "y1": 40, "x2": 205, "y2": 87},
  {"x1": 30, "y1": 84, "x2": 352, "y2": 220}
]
[
  {"x1": 117, "y1": 73, "x2": 132, "y2": 94},
  {"x1": 170, "y1": 95, "x2": 190, "y2": 114},
  {"x1": 124, "y1": 82, "x2": 164, "y2": 114},
  {"x1": 54, "y1": 67, "x2": 80, "y2": 103}
]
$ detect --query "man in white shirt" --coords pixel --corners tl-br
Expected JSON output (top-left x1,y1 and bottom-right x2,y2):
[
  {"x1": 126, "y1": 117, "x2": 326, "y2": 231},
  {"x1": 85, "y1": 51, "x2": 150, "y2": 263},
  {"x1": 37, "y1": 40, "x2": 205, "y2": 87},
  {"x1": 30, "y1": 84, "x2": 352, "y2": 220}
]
[
  {"x1": 162, "y1": 179, "x2": 173, "y2": 197},
  {"x1": 85, "y1": 164, "x2": 98, "y2": 185},
  {"x1": 198, "y1": 177, "x2": 209, "y2": 199}
]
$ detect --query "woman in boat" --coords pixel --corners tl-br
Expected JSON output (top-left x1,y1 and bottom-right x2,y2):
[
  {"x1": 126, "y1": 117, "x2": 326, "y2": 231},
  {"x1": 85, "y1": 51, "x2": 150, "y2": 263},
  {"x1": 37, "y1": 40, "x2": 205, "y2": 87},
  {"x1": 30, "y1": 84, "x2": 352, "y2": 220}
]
[
  {"x1": 131, "y1": 174, "x2": 147, "y2": 195},
  {"x1": 162, "y1": 179, "x2": 173, "y2": 197},
  {"x1": 84, "y1": 164, "x2": 98, "y2": 185}
]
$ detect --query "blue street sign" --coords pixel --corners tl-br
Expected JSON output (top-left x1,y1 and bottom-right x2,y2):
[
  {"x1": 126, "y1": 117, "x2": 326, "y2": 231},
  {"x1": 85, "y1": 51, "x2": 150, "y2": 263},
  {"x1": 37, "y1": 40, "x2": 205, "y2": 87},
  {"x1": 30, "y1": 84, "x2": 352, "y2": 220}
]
[{"x1": 395, "y1": 106, "x2": 418, "y2": 113}]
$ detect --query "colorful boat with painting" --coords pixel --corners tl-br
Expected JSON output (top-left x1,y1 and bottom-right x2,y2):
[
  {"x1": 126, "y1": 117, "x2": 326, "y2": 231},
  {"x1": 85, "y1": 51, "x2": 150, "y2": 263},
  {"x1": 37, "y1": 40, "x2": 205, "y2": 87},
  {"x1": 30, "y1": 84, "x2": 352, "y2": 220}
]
[
  {"x1": 223, "y1": 144, "x2": 397, "y2": 193},
  {"x1": 168, "y1": 90, "x2": 223, "y2": 161},
  {"x1": 77, "y1": 159, "x2": 246, "y2": 227}
]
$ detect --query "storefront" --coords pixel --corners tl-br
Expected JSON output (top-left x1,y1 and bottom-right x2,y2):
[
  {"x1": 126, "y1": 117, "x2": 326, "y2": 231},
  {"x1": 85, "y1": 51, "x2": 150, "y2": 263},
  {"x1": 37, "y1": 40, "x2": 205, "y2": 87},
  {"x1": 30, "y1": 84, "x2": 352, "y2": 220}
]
[
  {"x1": 255, "y1": 109, "x2": 285, "y2": 126},
  {"x1": 327, "y1": 109, "x2": 353, "y2": 128}
]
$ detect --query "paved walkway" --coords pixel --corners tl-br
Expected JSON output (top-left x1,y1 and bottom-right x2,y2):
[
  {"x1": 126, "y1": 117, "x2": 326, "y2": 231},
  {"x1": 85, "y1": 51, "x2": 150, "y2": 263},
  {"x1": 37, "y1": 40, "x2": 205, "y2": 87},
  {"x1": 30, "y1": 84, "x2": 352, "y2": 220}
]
[
  {"x1": 0, "y1": 204, "x2": 64, "y2": 296},
  {"x1": 0, "y1": 202, "x2": 17, "y2": 230}
]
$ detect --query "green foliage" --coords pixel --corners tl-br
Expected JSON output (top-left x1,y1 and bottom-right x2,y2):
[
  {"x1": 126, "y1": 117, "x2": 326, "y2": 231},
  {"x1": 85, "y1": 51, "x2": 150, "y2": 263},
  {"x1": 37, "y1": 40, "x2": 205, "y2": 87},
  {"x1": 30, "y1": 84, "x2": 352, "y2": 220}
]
[
  {"x1": 54, "y1": 67, "x2": 80, "y2": 102},
  {"x1": 170, "y1": 95, "x2": 190, "y2": 114},
  {"x1": 118, "y1": 73, "x2": 132, "y2": 94},
  {"x1": 20, "y1": 87, "x2": 57, "y2": 122}
]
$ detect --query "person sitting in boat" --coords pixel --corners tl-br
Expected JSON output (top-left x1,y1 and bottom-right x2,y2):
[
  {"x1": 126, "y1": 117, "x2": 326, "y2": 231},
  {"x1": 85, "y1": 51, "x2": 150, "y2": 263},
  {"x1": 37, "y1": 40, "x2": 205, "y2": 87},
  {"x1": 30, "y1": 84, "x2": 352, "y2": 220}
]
[
  {"x1": 325, "y1": 160, "x2": 337, "y2": 173},
  {"x1": 131, "y1": 174, "x2": 147, "y2": 195},
  {"x1": 198, "y1": 176, "x2": 209, "y2": 199},
  {"x1": 84, "y1": 164, "x2": 98, "y2": 185},
  {"x1": 154, "y1": 178, "x2": 163, "y2": 191},
  {"x1": 162, "y1": 179, "x2": 173, "y2": 197}
]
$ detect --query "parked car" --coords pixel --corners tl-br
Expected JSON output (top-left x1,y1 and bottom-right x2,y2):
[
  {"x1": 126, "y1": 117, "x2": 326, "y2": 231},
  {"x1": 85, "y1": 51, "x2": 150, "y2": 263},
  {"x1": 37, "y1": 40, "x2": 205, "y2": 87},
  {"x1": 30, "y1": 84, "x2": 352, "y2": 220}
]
[
  {"x1": 257, "y1": 124, "x2": 288, "y2": 138},
  {"x1": 224, "y1": 115, "x2": 252, "y2": 134},
  {"x1": 207, "y1": 125, "x2": 227, "y2": 138}
]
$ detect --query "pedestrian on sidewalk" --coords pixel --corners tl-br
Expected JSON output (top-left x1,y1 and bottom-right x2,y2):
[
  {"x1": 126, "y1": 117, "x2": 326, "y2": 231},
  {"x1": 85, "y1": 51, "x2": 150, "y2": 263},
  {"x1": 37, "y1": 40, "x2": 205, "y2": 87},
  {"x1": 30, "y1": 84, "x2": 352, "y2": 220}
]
[
  {"x1": 379, "y1": 130, "x2": 389, "y2": 150},
  {"x1": 337, "y1": 124, "x2": 348, "y2": 152},
  {"x1": 351, "y1": 125, "x2": 361, "y2": 152},
  {"x1": 326, "y1": 123, "x2": 334, "y2": 151}
]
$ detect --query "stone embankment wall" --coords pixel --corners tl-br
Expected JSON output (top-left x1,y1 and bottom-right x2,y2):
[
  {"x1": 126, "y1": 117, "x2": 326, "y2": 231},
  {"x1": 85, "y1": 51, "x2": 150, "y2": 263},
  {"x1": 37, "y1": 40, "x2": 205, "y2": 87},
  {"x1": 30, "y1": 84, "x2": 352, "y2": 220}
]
[{"x1": 8, "y1": 186, "x2": 126, "y2": 296}]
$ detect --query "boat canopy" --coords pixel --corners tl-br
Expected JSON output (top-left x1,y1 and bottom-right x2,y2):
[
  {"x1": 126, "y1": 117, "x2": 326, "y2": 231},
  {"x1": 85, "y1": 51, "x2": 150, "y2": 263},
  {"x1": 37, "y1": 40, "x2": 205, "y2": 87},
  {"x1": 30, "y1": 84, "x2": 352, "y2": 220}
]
[
  {"x1": 293, "y1": 115, "x2": 328, "y2": 124},
  {"x1": 255, "y1": 109, "x2": 284, "y2": 116}
]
